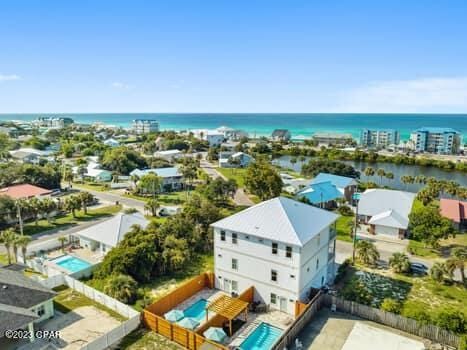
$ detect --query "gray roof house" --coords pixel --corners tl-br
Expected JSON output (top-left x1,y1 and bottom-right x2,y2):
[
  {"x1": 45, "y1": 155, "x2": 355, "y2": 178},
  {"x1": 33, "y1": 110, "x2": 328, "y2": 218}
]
[
  {"x1": 271, "y1": 129, "x2": 291, "y2": 141},
  {"x1": 74, "y1": 212, "x2": 149, "y2": 255},
  {"x1": 357, "y1": 189, "x2": 416, "y2": 239},
  {"x1": 0, "y1": 267, "x2": 55, "y2": 340},
  {"x1": 218, "y1": 151, "x2": 254, "y2": 168}
]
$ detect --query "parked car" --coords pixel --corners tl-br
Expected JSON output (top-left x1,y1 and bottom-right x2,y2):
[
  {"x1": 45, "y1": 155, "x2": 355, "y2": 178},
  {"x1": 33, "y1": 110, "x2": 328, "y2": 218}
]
[{"x1": 410, "y1": 262, "x2": 428, "y2": 275}]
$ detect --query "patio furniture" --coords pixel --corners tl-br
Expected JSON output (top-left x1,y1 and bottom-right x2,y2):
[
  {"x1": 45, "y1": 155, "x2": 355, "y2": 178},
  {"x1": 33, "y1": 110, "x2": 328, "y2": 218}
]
[
  {"x1": 203, "y1": 327, "x2": 227, "y2": 343},
  {"x1": 177, "y1": 317, "x2": 200, "y2": 330},
  {"x1": 164, "y1": 309, "x2": 184, "y2": 322}
]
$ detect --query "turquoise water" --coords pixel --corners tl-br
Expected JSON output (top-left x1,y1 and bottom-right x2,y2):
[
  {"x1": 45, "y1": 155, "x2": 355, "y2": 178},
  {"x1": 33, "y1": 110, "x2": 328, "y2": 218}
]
[
  {"x1": 183, "y1": 299, "x2": 208, "y2": 323},
  {"x1": 239, "y1": 322, "x2": 282, "y2": 350},
  {"x1": 53, "y1": 255, "x2": 91, "y2": 273},
  {"x1": 1, "y1": 113, "x2": 467, "y2": 140}
]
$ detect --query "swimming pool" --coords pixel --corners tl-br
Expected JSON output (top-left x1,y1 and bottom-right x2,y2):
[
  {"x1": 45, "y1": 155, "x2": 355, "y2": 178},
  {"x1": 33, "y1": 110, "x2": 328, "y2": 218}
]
[
  {"x1": 239, "y1": 322, "x2": 282, "y2": 350},
  {"x1": 183, "y1": 298, "x2": 209, "y2": 323},
  {"x1": 52, "y1": 255, "x2": 92, "y2": 273}
]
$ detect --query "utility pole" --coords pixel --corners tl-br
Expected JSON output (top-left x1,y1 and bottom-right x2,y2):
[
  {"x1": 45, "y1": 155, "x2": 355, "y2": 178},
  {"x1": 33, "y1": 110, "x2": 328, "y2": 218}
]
[
  {"x1": 16, "y1": 201, "x2": 24, "y2": 235},
  {"x1": 352, "y1": 192, "x2": 361, "y2": 264}
]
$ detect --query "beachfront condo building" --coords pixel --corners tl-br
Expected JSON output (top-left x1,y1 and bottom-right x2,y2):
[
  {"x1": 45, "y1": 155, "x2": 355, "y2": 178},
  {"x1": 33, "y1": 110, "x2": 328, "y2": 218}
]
[
  {"x1": 360, "y1": 129, "x2": 400, "y2": 148},
  {"x1": 410, "y1": 127, "x2": 461, "y2": 154},
  {"x1": 211, "y1": 197, "x2": 338, "y2": 315},
  {"x1": 312, "y1": 132, "x2": 354, "y2": 146},
  {"x1": 32, "y1": 117, "x2": 74, "y2": 129},
  {"x1": 132, "y1": 119, "x2": 159, "y2": 134}
]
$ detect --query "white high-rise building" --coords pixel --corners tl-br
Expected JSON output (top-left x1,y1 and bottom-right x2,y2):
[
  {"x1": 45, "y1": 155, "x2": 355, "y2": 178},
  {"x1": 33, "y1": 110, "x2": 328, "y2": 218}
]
[{"x1": 132, "y1": 119, "x2": 159, "y2": 134}]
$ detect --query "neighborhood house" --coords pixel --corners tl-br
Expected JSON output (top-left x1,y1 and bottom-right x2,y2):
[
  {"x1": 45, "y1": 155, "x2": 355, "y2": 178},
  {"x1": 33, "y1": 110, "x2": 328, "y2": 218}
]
[
  {"x1": 218, "y1": 151, "x2": 254, "y2": 168},
  {"x1": 211, "y1": 197, "x2": 338, "y2": 315},
  {"x1": 440, "y1": 198, "x2": 467, "y2": 231},
  {"x1": 130, "y1": 167, "x2": 184, "y2": 191},
  {"x1": 357, "y1": 189, "x2": 416, "y2": 239}
]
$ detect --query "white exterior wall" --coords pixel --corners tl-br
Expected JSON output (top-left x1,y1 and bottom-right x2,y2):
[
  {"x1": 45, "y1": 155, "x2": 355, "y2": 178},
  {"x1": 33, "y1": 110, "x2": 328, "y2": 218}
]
[
  {"x1": 30, "y1": 299, "x2": 54, "y2": 323},
  {"x1": 206, "y1": 134, "x2": 224, "y2": 146},
  {"x1": 213, "y1": 224, "x2": 335, "y2": 315},
  {"x1": 375, "y1": 224, "x2": 399, "y2": 237}
]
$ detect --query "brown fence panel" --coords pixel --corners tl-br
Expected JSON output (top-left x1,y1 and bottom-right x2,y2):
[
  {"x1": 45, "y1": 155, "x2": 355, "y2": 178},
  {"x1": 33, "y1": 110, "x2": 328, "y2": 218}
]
[
  {"x1": 325, "y1": 295, "x2": 460, "y2": 349},
  {"x1": 237, "y1": 286, "x2": 254, "y2": 303},
  {"x1": 146, "y1": 273, "x2": 212, "y2": 316}
]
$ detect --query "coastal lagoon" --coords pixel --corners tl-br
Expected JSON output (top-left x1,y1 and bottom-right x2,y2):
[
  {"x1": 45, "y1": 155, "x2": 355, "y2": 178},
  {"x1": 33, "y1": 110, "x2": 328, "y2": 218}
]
[
  {"x1": 2, "y1": 113, "x2": 467, "y2": 140},
  {"x1": 273, "y1": 155, "x2": 467, "y2": 192}
]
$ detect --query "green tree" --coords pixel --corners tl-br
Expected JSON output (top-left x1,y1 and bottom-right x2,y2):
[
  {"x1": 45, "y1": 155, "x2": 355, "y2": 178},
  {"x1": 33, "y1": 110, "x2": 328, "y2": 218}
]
[
  {"x1": 355, "y1": 240, "x2": 380, "y2": 266},
  {"x1": 101, "y1": 146, "x2": 147, "y2": 175},
  {"x1": 63, "y1": 195, "x2": 81, "y2": 218},
  {"x1": 40, "y1": 198, "x2": 57, "y2": 223},
  {"x1": 446, "y1": 247, "x2": 466, "y2": 285},
  {"x1": 400, "y1": 175, "x2": 415, "y2": 190},
  {"x1": 0, "y1": 228, "x2": 17, "y2": 265},
  {"x1": 144, "y1": 198, "x2": 160, "y2": 217},
  {"x1": 301, "y1": 159, "x2": 359, "y2": 178},
  {"x1": 430, "y1": 262, "x2": 448, "y2": 283},
  {"x1": 409, "y1": 205, "x2": 456, "y2": 247},
  {"x1": 381, "y1": 298, "x2": 401, "y2": 313},
  {"x1": 104, "y1": 274, "x2": 138, "y2": 304},
  {"x1": 385, "y1": 172, "x2": 394, "y2": 181},
  {"x1": 388, "y1": 252, "x2": 410, "y2": 273},
  {"x1": 17, "y1": 235, "x2": 31, "y2": 262},
  {"x1": 363, "y1": 167, "x2": 375, "y2": 177},
  {"x1": 376, "y1": 168, "x2": 386, "y2": 184},
  {"x1": 57, "y1": 236, "x2": 68, "y2": 252},
  {"x1": 244, "y1": 161, "x2": 282, "y2": 200},
  {"x1": 137, "y1": 173, "x2": 162, "y2": 197},
  {"x1": 77, "y1": 191, "x2": 94, "y2": 214}
]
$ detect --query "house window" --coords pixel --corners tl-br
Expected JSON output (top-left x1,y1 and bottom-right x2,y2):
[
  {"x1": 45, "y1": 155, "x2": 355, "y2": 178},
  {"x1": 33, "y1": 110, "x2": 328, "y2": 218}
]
[
  {"x1": 286, "y1": 246, "x2": 292, "y2": 258},
  {"x1": 232, "y1": 280, "x2": 238, "y2": 293},
  {"x1": 220, "y1": 231, "x2": 226, "y2": 241},
  {"x1": 272, "y1": 242, "x2": 278, "y2": 255},
  {"x1": 232, "y1": 233, "x2": 238, "y2": 244},
  {"x1": 270, "y1": 293, "x2": 277, "y2": 304},
  {"x1": 36, "y1": 305, "x2": 45, "y2": 317},
  {"x1": 232, "y1": 258, "x2": 238, "y2": 270},
  {"x1": 271, "y1": 270, "x2": 278, "y2": 282}
]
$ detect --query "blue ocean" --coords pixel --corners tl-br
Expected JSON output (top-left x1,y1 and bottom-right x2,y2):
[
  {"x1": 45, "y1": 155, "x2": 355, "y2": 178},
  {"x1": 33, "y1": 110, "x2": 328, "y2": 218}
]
[{"x1": 1, "y1": 113, "x2": 467, "y2": 140}]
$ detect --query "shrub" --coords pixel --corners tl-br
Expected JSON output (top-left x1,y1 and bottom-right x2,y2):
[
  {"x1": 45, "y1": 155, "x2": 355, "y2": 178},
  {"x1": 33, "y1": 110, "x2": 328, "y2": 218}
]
[
  {"x1": 380, "y1": 298, "x2": 401, "y2": 314},
  {"x1": 337, "y1": 205, "x2": 353, "y2": 216},
  {"x1": 434, "y1": 310, "x2": 466, "y2": 334},
  {"x1": 459, "y1": 335, "x2": 467, "y2": 350},
  {"x1": 335, "y1": 258, "x2": 351, "y2": 283},
  {"x1": 402, "y1": 307, "x2": 432, "y2": 325},
  {"x1": 104, "y1": 274, "x2": 138, "y2": 304},
  {"x1": 340, "y1": 277, "x2": 372, "y2": 305}
]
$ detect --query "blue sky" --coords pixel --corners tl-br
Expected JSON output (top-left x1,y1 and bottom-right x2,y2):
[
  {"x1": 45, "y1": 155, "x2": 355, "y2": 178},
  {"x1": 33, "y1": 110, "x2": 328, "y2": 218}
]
[{"x1": 1, "y1": 0, "x2": 467, "y2": 113}]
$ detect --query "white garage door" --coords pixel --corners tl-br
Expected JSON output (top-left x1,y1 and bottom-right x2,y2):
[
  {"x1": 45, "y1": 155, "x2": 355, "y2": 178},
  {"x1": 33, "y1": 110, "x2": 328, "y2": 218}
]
[{"x1": 375, "y1": 225, "x2": 399, "y2": 237}]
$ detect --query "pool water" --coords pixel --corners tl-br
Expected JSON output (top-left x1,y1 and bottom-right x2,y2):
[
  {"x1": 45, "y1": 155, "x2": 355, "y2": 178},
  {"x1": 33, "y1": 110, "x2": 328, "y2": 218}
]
[
  {"x1": 53, "y1": 255, "x2": 91, "y2": 273},
  {"x1": 183, "y1": 299, "x2": 208, "y2": 323},
  {"x1": 239, "y1": 322, "x2": 282, "y2": 350}
]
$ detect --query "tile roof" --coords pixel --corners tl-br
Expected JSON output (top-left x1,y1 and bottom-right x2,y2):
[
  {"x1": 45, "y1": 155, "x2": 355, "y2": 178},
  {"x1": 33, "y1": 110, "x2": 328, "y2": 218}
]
[
  {"x1": 440, "y1": 198, "x2": 466, "y2": 223},
  {"x1": 0, "y1": 184, "x2": 52, "y2": 199},
  {"x1": 211, "y1": 197, "x2": 339, "y2": 246}
]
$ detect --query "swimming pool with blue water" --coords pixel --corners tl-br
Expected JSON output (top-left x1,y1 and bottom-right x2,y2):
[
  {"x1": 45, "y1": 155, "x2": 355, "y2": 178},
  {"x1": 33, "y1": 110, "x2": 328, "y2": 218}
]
[
  {"x1": 183, "y1": 298, "x2": 208, "y2": 323},
  {"x1": 52, "y1": 255, "x2": 91, "y2": 273},
  {"x1": 239, "y1": 322, "x2": 282, "y2": 350}
]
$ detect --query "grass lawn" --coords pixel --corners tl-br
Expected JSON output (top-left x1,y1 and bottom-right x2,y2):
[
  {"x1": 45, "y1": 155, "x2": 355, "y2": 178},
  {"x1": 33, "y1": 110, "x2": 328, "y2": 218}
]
[
  {"x1": 72, "y1": 181, "x2": 109, "y2": 192},
  {"x1": 407, "y1": 240, "x2": 440, "y2": 258},
  {"x1": 216, "y1": 167, "x2": 247, "y2": 187},
  {"x1": 124, "y1": 191, "x2": 188, "y2": 205},
  {"x1": 22, "y1": 204, "x2": 122, "y2": 236},
  {"x1": 118, "y1": 328, "x2": 183, "y2": 349},
  {"x1": 408, "y1": 233, "x2": 467, "y2": 259},
  {"x1": 53, "y1": 285, "x2": 126, "y2": 321},
  {"x1": 335, "y1": 215, "x2": 354, "y2": 242},
  {"x1": 0, "y1": 254, "x2": 8, "y2": 265}
]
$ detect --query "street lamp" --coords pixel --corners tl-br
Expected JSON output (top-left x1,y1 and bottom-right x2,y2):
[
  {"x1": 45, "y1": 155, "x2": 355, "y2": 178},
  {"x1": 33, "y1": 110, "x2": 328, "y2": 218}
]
[{"x1": 352, "y1": 192, "x2": 361, "y2": 264}]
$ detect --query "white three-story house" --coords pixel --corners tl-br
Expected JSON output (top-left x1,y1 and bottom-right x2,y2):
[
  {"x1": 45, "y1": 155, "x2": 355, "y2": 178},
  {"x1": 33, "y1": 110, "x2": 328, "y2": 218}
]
[{"x1": 211, "y1": 197, "x2": 338, "y2": 315}]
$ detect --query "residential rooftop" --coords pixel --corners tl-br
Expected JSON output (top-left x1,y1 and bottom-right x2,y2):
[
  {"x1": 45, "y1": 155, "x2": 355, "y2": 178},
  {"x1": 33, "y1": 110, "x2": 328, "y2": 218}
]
[{"x1": 0, "y1": 184, "x2": 52, "y2": 199}]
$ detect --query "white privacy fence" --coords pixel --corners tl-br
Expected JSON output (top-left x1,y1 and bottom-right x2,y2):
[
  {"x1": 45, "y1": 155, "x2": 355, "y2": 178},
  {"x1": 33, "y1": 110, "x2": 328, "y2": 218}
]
[{"x1": 36, "y1": 274, "x2": 140, "y2": 349}]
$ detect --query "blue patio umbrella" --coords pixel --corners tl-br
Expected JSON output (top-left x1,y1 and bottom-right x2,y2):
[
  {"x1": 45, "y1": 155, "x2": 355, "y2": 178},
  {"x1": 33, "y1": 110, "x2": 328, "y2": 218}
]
[
  {"x1": 164, "y1": 309, "x2": 184, "y2": 322},
  {"x1": 203, "y1": 327, "x2": 227, "y2": 343},
  {"x1": 177, "y1": 317, "x2": 200, "y2": 330}
]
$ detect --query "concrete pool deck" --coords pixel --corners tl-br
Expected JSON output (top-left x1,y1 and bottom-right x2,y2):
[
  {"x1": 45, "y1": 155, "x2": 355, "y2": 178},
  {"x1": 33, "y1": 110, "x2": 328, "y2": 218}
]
[{"x1": 297, "y1": 309, "x2": 428, "y2": 350}]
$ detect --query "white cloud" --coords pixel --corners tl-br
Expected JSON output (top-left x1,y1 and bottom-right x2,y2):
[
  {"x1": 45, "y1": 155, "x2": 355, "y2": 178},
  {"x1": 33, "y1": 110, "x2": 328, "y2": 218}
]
[
  {"x1": 332, "y1": 77, "x2": 467, "y2": 113},
  {"x1": 0, "y1": 74, "x2": 21, "y2": 81},
  {"x1": 111, "y1": 81, "x2": 133, "y2": 90}
]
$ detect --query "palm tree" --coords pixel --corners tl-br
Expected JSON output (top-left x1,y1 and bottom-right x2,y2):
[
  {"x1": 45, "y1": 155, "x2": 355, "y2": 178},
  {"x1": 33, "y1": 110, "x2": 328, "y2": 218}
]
[
  {"x1": 180, "y1": 163, "x2": 197, "y2": 195},
  {"x1": 355, "y1": 240, "x2": 380, "y2": 266},
  {"x1": 446, "y1": 247, "x2": 466, "y2": 284},
  {"x1": 0, "y1": 229, "x2": 17, "y2": 265},
  {"x1": 388, "y1": 252, "x2": 410, "y2": 273},
  {"x1": 63, "y1": 165, "x2": 74, "y2": 186},
  {"x1": 104, "y1": 274, "x2": 138, "y2": 304},
  {"x1": 385, "y1": 172, "x2": 394, "y2": 182},
  {"x1": 400, "y1": 175, "x2": 415, "y2": 190},
  {"x1": 414, "y1": 175, "x2": 427, "y2": 185},
  {"x1": 63, "y1": 196, "x2": 80, "y2": 218},
  {"x1": 17, "y1": 236, "x2": 32, "y2": 262},
  {"x1": 12, "y1": 234, "x2": 22, "y2": 263},
  {"x1": 78, "y1": 191, "x2": 94, "y2": 214},
  {"x1": 363, "y1": 167, "x2": 375, "y2": 177},
  {"x1": 430, "y1": 262, "x2": 448, "y2": 283},
  {"x1": 57, "y1": 236, "x2": 67, "y2": 252},
  {"x1": 144, "y1": 198, "x2": 160, "y2": 217},
  {"x1": 28, "y1": 197, "x2": 41, "y2": 226},
  {"x1": 376, "y1": 168, "x2": 386, "y2": 185},
  {"x1": 40, "y1": 198, "x2": 57, "y2": 223}
]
